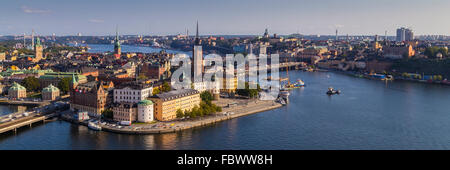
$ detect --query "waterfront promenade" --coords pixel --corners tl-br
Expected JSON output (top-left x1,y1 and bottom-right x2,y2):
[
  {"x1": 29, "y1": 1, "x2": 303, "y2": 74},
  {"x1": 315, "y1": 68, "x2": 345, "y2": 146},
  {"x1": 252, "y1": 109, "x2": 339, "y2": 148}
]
[{"x1": 62, "y1": 99, "x2": 282, "y2": 134}]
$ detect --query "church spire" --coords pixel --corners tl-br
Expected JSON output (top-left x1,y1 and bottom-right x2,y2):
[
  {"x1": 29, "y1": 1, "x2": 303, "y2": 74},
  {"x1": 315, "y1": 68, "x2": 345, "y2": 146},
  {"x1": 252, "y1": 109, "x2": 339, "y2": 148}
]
[{"x1": 194, "y1": 21, "x2": 201, "y2": 45}]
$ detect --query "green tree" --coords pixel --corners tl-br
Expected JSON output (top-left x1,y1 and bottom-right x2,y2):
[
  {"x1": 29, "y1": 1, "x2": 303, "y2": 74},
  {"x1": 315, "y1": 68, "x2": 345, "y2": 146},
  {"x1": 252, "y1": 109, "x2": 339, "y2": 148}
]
[
  {"x1": 200, "y1": 91, "x2": 214, "y2": 102},
  {"x1": 58, "y1": 77, "x2": 72, "y2": 94},
  {"x1": 138, "y1": 74, "x2": 148, "y2": 80},
  {"x1": 152, "y1": 87, "x2": 161, "y2": 95},
  {"x1": 176, "y1": 109, "x2": 184, "y2": 118},
  {"x1": 21, "y1": 76, "x2": 40, "y2": 92},
  {"x1": 162, "y1": 82, "x2": 171, "y2": 92},
  {"x1": 102, "y1": 109, "x2": 113, "y2": 119}
]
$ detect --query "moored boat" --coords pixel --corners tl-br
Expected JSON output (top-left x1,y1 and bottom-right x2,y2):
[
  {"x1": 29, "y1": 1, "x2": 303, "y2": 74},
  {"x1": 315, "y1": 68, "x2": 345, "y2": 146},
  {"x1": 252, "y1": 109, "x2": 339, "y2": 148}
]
[{"x1": 88, "y1": 122, "x2": 102, "y2": 131}]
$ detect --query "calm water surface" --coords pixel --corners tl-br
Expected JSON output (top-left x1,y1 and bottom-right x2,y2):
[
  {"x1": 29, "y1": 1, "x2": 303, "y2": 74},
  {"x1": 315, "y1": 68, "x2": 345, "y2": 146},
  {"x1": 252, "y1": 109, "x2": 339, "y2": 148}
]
[{"x1": 1, "y1": 70, "x2": 450, "y2": 150}]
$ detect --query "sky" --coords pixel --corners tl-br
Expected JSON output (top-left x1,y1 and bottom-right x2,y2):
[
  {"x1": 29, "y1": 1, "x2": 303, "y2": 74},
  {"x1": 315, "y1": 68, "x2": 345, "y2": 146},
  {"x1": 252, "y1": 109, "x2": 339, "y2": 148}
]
[{"x1": 0, "y1": 0, "x2": 449, "y2": 36}]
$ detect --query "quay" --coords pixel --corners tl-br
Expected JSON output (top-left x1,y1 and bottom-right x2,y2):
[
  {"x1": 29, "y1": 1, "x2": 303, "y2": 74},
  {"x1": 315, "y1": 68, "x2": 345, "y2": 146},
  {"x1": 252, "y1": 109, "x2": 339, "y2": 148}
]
[{"x1": 61, "y1": 99, "x2": 283, "y2": 135}]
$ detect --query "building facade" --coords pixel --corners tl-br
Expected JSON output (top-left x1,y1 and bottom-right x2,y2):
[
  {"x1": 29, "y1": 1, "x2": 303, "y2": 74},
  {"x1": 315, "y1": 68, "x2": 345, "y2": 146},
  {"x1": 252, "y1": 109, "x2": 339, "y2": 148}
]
[
  {"x1": 112, "y1": 103, "x2": 137, "y2": 122},
  {"x1": 137, "y1": 100, "x2": 154, "y2": 123},
  {"x1": 113, "y1": 82, "x2": 153, "y2": 104},
  {"x1": 42, "y1": 84, "x2": 60, "y2": 101},
  {"x1": 150, "y1": 89, "x2": 200, "y2": 121},
  {"x1": 8, "y1": 82, "x2": 26, "y2": 99},
  {"x1": 70, "y1": 81, "x2": 107, "y2": 116}
]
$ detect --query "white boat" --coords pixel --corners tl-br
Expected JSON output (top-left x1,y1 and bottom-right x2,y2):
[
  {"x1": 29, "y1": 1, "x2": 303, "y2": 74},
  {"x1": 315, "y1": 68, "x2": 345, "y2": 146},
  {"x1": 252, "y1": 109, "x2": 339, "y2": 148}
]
[{"x1": 88, "y1": 122, "x2": 102, "y2": 131}]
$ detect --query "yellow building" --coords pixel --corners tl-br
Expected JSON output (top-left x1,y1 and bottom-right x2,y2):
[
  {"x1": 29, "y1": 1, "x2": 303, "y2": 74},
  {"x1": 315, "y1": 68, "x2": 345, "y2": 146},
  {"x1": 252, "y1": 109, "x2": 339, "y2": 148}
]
[
  {"x1": 149, "y1": 89, "x2": 200, "y2": 121},
  {"x1": 221, "y1": 76, "x2": 238, "y2": 93}
]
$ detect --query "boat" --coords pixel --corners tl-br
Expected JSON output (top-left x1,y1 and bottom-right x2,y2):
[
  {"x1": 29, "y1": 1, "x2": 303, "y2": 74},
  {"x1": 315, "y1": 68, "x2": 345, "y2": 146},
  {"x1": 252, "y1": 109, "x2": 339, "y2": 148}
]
[
  {"x1": 88, "y1": 122, "x2": 102, "y2": 131},
  {"x1": 326, "y1": 87, "x2": 341, "y2": 95},
  {"x1": 281, "y1": 58, "x2": 305, "y2": 90}
]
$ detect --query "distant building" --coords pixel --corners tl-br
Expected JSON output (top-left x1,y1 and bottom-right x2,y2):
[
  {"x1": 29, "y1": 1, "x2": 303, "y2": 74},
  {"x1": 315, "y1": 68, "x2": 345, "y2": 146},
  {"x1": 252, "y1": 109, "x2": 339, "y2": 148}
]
[
  {"x1": 33, "y1": 37, "x2": 43, "y2": 63},
  {"x1": 8, "y1": 82, "x2": 26, "y2": 99},
  {"x1": 141, "y1": 62, "x2": 166, "y2": 80},
  {"x1": 42, "y1": 84, "x2": 60, "y2": 101},
  {"x1": 114, "y1": 28, "x2": 121, "y2": 58},
  {"x1": 0, "y1": 53, "x2": 5, "y2": 61},
  {"x1": 383, "y1": 45, "x2": 415, "y2": 59},
  {"x1": 396, "y1": 27, "x2": 414, "y2": 42},
  {"x1": 150, "y1": 89, "x2": 200, "y2": 121},
  {"x1": 39, "y1": 72, "x2": 87, "y2": 89},
  {"x1": 70, "y1": 81, "x2": 107, "y2": 116}
]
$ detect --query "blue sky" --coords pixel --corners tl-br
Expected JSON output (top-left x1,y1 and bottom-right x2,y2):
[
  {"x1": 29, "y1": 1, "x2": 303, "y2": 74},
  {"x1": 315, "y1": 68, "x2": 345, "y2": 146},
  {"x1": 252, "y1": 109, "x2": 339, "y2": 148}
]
[{"x1": 0, "y1": 0, "x2": 449, "y2": 36}]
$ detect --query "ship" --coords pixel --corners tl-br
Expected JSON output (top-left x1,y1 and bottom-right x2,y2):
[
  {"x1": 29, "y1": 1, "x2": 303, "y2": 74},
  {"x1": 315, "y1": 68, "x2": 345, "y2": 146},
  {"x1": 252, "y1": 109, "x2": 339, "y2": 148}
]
[
  {"x1": 326, "y1": 87, "x2": 341, "y2": 95},
  {"x1": 88, "y1": 121, "x2": 102, "y2": 131}
]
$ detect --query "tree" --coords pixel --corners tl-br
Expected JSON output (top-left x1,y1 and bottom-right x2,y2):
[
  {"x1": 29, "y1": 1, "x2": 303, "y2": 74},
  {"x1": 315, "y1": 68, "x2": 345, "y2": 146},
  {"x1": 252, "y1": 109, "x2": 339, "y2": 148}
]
[
  {"x1": 102, "y1": 109, "x2": 113, "y2": 119},
  {"x1": 58, "y1": 77, "x2": 72, "y2": 94},
  {"x1": 21, "y1": 76, "x2": 40, "y2": 92},
  {"x1": 152, "y1": 87, "x2": 161, "y2": 95},
  {"x1": 162, "y1": 82, "x2": 171, "y2": 92},
  {"x1": 138, "y1": 74, "x2": 148, "y2": 80},
  {"x1": 200, "y1": 91, "x2": 213, "y2": 103},
  {"x1": 236, "y1": 82, "x2": 260, "y2": 98},
  {"x1": 176, "y1": 109, "x2": 184, "y2": 118}
]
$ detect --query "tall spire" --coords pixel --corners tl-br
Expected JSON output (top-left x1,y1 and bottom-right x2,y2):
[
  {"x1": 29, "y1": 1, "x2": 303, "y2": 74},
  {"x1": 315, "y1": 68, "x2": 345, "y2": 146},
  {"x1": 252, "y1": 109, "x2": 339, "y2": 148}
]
[
  {"x1": 115, "y1": 25, "x2": 119, "y2": 41},
  {"x1": 196, "y1": 21, "x2": 199, "y2": 38},
  {"x1": 194, "y1": 21, "x2": 201, "y2": 45}
]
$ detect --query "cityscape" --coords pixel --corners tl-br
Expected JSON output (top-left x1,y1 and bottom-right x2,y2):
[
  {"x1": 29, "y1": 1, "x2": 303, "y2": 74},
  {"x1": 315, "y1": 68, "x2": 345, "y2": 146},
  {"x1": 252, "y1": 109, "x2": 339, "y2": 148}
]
[{"x1": 0, "y1": 0, "x2": 450, "y2": 157}]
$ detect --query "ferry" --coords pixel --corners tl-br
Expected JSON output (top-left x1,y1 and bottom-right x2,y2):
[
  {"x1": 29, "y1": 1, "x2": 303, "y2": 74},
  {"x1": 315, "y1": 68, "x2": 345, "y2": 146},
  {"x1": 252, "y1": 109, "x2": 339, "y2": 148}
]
[
  {"x1": 326, "y1": 87, "x2": 341, "y2": 95},
  {"x1": 88, "y1": 122, "x2": 102, "y2": 131}
]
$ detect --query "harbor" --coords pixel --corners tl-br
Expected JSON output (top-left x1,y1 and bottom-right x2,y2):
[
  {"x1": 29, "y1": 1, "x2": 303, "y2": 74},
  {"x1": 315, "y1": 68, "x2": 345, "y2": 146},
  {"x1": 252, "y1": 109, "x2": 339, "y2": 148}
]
[{"x1": 2, "y1": 70, "x2": 450, "y2": 150}]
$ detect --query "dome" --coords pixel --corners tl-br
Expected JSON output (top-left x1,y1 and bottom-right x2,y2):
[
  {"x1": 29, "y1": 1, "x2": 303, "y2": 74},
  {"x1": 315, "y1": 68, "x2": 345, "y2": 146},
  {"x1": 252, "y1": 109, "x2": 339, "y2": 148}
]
[
  {"x1": 138, "y1": 99, "x2": 153, "y2": 106},
  {"x1": 42, "y1": 84, "x2": 60, "y2": 93},
  {"x1": 9, "y1": 82, "x2": 26, "y2": 91}
]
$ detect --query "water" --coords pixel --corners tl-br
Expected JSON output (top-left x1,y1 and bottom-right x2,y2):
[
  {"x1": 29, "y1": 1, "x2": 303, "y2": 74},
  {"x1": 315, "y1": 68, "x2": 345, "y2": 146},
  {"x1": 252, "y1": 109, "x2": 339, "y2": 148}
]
[
  {"x1": 0, "y1": 105, "x2": 28, "y2": 116},
  {"x1": 1, "y1": 71, "x2": 450, "y2": 150},
  {"x1": 76, "y1": 44, "x2": 190, "y2": 56}
]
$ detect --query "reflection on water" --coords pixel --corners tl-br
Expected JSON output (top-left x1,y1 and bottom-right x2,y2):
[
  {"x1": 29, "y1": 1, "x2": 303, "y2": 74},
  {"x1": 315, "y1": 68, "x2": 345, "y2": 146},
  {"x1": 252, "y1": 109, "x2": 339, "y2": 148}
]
[
  {"x1": 1, "y1": 71, "x2": 450, "y2": 150},
  {"x1": 0, "y1": 105, "x2": 28, "y2": 116}
]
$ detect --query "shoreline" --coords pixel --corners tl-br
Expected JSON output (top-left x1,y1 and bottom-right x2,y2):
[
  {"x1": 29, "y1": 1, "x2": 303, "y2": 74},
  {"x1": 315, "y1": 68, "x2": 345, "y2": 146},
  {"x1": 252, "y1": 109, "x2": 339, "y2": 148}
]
[
  {"x1": 61, "y1": 99, "x2": 283, "y2": 135},
  {"x1": 322, "y1": 68, "x2": 450, "y2": 86}
]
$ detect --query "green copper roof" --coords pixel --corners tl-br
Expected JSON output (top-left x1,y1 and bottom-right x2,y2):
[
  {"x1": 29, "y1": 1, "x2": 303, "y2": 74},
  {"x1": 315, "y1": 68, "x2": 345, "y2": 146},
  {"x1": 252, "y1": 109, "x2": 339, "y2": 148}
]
[
  {"x1": 138, "y1": 99, "x2": 153, "y2": 106},
  {"x1": 42, "y1": 84, "x2": 60, "y2": 93},
  {"x1": 9, "y1": 82, "x2": 26, "y2": 91},
  {"x1": 35, "y1": 37, "x2": 42, "y2": 47}
]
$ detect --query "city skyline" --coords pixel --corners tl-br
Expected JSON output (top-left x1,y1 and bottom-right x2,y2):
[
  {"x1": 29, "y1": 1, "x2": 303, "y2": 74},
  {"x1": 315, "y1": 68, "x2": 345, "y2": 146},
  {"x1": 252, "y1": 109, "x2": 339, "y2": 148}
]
[{"x1": 0, "y1": 0, "x2": 450, "y2": 36}]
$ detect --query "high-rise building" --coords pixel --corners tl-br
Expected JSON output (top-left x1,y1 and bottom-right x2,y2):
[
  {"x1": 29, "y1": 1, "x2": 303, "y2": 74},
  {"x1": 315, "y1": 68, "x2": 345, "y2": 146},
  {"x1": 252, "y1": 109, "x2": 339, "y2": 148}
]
[
  {"x1": 396, "y1": 27, "x2": 414, "y2": 42},
  {"x1": 192, "y1": 21, "x2": 203, "y2": 82},
  {"x1": 264, "y1": 28, "x2": 269, "y2": 38}
]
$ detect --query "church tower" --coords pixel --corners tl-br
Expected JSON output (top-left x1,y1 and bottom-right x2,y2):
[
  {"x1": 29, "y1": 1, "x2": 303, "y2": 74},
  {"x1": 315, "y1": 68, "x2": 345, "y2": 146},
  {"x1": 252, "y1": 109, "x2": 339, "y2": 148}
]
[
  {"x1": 34, "y1": 37, "x2": 43, "y2": 63},
  {"x1": 114, "y1": 27, "x2": 121, "y2": 57},
  {"x1": 192, "y1": 21, "x2": 203, "y2": 82}
]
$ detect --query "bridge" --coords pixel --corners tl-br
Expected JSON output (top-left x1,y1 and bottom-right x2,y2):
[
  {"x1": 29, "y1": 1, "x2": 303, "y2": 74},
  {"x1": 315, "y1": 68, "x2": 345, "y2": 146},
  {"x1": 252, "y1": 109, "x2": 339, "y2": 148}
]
[{"x1": 0, "y1": 113, "x2": 59, "y2": 134}]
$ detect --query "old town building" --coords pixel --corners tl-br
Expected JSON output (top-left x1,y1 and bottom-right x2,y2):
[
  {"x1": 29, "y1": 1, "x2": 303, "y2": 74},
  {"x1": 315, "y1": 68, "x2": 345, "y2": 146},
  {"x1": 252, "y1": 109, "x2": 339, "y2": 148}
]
[
  {"x1": 70, "y1": 81, "x2": 107, "y2": 116},
  {"x1": 8, "y1": 82, "x2": 26, "y2": 99},
  {"x1": 149, "y1": 89, "x2": 200, "y2": 121},
  {"x1": 42, "y1": 84, "x2": 60, "y2": 101}
]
